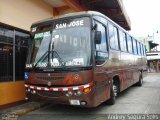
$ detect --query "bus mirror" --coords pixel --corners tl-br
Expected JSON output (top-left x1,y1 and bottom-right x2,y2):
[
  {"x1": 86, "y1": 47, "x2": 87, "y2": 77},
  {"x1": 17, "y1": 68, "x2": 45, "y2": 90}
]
[{"x1": 95, "y1": 31, "x2": 101, "y2": 44}]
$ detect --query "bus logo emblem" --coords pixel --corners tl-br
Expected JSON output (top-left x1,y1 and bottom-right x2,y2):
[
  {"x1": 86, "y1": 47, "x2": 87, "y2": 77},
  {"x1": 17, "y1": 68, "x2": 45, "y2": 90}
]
[
  {"x1": 48, "y1": 81, "x2": 51, "y2": 86},
  {"x1": 48, "y1": 73, "x2": 51, "y2": 76}
]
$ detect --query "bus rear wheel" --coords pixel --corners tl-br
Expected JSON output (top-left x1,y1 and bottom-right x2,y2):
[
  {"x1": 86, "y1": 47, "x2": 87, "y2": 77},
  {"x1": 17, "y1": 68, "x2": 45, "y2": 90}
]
[{"x1": 136, "y1": 72, "x2": 143, "y2": 86}]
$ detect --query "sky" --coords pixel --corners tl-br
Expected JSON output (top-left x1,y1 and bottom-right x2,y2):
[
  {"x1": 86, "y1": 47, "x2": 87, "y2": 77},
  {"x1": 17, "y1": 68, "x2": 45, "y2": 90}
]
[{"x1": 123, "y1": 0, "x2": 160, "y2": 38}]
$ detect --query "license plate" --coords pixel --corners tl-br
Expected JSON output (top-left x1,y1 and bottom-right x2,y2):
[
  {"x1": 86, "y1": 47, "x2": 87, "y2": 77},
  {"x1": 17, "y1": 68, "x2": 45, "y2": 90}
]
[{"x1": 69, "y1": 100, "x2": 80, "y2": 105}]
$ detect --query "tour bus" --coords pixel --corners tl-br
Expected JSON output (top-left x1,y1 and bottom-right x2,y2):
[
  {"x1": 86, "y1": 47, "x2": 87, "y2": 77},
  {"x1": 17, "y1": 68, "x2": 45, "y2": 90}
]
[{"x1": 25, "y1": 11, "x2": 147, "y2": 107}]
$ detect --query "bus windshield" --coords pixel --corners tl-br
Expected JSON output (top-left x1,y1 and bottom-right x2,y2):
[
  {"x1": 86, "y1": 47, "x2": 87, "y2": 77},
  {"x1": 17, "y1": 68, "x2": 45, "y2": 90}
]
[{"x1": 27, "y1": 17, "x2": 91, "y2": 69}]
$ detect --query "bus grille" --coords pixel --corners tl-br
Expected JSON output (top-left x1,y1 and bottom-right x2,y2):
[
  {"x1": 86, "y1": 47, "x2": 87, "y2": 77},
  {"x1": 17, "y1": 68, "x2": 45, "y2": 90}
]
[
  {"x1": 36, "y1": 76, "x2": 64, "y2": 81},
  {"x1": 37, "y1": 91, "x2": 64, "y2": 98}
]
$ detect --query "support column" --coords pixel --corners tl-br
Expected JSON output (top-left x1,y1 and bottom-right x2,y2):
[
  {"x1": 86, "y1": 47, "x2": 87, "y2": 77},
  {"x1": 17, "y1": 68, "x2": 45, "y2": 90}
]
[{"x1": 13, "y1": 30, "x2": 15, "y2": 82}]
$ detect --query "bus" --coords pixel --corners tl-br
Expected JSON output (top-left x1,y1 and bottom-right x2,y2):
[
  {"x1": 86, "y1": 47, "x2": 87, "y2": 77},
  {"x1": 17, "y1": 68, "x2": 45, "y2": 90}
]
[{"x1": 25, "y1": 11, "x2": 147, "y2": 107}]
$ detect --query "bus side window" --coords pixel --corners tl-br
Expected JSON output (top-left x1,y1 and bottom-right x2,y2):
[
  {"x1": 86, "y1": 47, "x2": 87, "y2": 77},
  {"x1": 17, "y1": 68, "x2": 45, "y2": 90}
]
[
  {"x1": 142, "y1": 44, "x2": 145, "y2": 56},
  {"x1": 127, "y1": 35, "x2": 133, "y2": 53},
  {"x1": 119, "y1": 30, "x2": 127, "y2": 52},
  {"x1": 143, "y1": 45, "x2": 146, "y2": 56},
  {"x1": 113, "y1": 27, "x2": 119, "y2": 50},
  {"x1": 132, "y1": 38, "x2": 138, "y2": 55},
  {"x1": 137, "y1": 41, "x2": 141, "y2": 55},
  {"x1": 108, "y1": 23, "x2": 119, "y2": 50},
  {"x1": 95, "y1": 21, "x2": 108, "y2": 65},
  {"x1": 140, "y1": 43, "x2": 143, "y2": 56}
]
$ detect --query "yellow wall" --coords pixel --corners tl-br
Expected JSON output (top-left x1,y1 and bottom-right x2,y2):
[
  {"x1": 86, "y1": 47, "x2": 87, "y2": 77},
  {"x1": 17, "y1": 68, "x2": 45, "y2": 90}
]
[
  {"x1": 0, "y1": 81, "x2": 26, "y2": 106},
  {"x1": 0, "y1": 0, "x2": 53, "y2": 31}
]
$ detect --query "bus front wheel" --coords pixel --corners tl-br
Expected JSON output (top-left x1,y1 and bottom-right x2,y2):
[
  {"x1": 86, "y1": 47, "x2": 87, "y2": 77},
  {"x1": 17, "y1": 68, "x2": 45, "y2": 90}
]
[{"x1": 106, "y1": 82, "x2": 116, "y2": 105}]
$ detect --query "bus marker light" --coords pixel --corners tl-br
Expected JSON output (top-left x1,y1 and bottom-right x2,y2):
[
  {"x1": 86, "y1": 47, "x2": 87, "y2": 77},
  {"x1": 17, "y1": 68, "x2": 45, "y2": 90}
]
[{"x1": 83, "y1": 87, "x2": 91, "y2": 93}]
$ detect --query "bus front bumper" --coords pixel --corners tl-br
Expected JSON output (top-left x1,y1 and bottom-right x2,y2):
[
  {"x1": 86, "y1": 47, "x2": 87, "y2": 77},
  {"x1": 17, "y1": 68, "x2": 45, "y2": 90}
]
[{"x1": 25, "y1": 82, "x2": 96, "y2": 107}]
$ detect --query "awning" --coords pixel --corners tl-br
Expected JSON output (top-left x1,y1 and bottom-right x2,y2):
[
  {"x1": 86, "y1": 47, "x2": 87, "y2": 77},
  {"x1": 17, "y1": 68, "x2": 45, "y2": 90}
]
[{"x1": 149, "y1": 41, "x2": 159, "y2": 49}]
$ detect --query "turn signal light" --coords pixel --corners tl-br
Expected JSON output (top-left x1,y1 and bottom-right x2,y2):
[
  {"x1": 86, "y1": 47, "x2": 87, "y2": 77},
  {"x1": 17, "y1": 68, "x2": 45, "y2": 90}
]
[{"x1": 83, "y1": 87, "x2": 91, "y2": 93}]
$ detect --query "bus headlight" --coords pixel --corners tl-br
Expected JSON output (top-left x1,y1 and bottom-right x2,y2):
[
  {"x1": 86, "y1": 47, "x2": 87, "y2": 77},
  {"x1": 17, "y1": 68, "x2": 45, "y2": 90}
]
[
  {"x1": 74, "y1": 90, "x2": 82, "y2": 96},
  {"x1": 66, "y1": 91, "x2": 73, "y2": 97},
  {"x1": 27, "y1": 89, "x2": 31, "y2": 92}
]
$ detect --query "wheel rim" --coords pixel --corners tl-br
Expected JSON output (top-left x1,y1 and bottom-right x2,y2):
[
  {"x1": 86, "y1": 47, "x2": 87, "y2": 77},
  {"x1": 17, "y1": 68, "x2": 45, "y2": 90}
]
[
  {"x1": 141, "y1": 78, "x2": 143, "y2": 84},
  {"x1": 113, "y1": 85, "x2": 118, "y2": 96}
]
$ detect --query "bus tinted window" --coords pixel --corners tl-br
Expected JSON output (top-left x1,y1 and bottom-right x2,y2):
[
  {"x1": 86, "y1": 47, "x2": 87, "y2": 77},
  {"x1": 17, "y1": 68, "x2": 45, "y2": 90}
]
[
  {"x1": 95, "y1": 22, "x2": 107, "y2": 51},
  {"x1": 142, "y1": 44, "x2": 145, "y2": 56},
  {"x1": 140, "y1": 44, "x2": 143, "y2": 56},
  {"x1": 143, "y1": 45, "x2": 146, "y2": 56},
  {"x1": 137, "y1": 42, "x2": 141, "y2": 55},
  {"x1": 30, "y1": 17, "x2": 92, "y2": 68},
  {"x1": 108, "y1": 23, "x2": 114, "y2": 49},
  {"x1": 119, "y1": 30, "x2": 127, "y2": 52},
  {"x1": 108, "y1": 23, "x2": 119, "y2": 50},
  {"x1": 127, "y1": 35, "x2": 133, "y2": 53},
  {"x1": 132, "y1": 39, "x2": 137, "y2": 54},
  {"x1": 114, "y1": 27, "x2": 119, "y2": 50},
  {"x1": 95, "y1": 21, "x2": 108, "y2": 65}
]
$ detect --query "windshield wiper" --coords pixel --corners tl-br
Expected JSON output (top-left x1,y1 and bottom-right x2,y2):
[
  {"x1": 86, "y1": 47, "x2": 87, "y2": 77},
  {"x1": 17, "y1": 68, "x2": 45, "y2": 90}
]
[
  {"x1": 33, "y1": 51, "x2": 48, "y2": 68},
  {"x1": 50, "y1": 50, "x2": 66, "y2": 67},
  {"x1": 33, "y1": 50, "x2": 66, "y2": 70}
]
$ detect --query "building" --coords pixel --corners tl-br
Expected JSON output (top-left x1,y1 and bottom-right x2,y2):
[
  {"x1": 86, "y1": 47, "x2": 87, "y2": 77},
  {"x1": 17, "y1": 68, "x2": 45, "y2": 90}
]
[
  {"x1": 0, "y1": 0, "x2": 130, "y2": 106},
  {"x1": 145, "y1": 30, "x2": 160, "y2": 72}
]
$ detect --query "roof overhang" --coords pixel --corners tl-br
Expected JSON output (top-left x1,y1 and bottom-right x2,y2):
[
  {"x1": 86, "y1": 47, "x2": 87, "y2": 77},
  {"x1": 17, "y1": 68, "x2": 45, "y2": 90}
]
[{"x1": 43, "y1": 0, "x2": 131, "y2": 30}]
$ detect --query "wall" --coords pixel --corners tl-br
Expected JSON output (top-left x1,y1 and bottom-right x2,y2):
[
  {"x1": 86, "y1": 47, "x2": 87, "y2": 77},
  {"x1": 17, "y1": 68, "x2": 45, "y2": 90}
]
[
  {"x1": 0, "y1": 81, "x2": 26, "y2": 106},
  {"x1": 0, "y1": 0, "x2": 53, "y2": 31}
]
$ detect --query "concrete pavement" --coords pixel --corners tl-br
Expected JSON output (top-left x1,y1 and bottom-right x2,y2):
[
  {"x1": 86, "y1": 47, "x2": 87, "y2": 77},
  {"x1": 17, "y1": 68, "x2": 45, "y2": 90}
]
[{"x1": 0, "y1": 102, "x2": 47, "y2": 120}]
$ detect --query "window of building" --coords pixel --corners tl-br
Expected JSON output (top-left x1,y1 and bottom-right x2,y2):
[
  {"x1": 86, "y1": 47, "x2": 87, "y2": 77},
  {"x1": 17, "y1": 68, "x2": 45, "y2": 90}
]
[
  {"x1": 15, "y1": 31, "x2": 30, "y2": 80},
  {"x1": 0, "y1": 44, "x2": 13, "y2": 82},
  {"x1": 0, "y1": 25, "x2": 30, "y2": 82}
]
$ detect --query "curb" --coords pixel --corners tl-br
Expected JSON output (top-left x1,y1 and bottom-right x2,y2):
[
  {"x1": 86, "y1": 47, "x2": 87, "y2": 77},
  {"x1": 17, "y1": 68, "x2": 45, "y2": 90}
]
[{"x1": 1, "y1": 102, "x2": 48, "y2": 117}]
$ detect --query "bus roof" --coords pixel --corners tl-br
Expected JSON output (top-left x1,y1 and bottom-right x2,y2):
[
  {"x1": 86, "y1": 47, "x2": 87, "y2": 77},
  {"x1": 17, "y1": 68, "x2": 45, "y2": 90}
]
[
  {"x1": 32, "y1": 11, "x2": 143, "y2": 44},
  {"x1": 32, "y1": 11, "x2": 125, "y2": 34}
]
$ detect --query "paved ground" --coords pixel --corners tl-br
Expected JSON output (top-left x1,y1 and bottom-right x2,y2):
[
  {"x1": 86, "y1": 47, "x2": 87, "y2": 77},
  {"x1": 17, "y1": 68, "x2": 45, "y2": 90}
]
[{"x1": 18, "y1": 73, "x2": 160, "y2": 120}]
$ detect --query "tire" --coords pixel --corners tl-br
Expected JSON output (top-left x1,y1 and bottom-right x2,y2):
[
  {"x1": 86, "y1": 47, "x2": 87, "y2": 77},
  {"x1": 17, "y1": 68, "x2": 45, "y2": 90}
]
[
  {"x1": 106, "y1": 83, "x2": 116, "y2": 105},
  {"x1": 136, "y1": 72, "x2": 143, "y2": 86}
]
